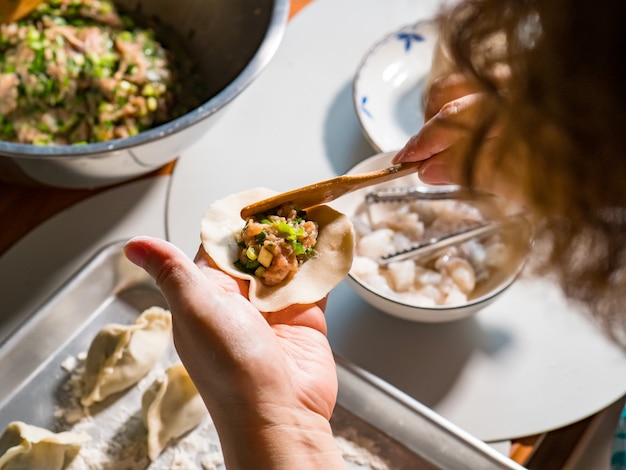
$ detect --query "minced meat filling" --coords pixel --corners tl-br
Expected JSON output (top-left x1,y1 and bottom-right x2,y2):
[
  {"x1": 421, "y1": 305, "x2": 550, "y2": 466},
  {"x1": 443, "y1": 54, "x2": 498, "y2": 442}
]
[
  {"x1": 236, "y1": 205, "x2": 319, "y2": 286},
  {"x1": 0, "y1": 0, "x2": 206, "y2": 145}
]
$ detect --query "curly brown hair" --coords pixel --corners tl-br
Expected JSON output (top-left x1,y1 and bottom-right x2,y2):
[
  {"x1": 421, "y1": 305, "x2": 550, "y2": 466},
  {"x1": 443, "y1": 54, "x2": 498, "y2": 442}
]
[{"x1": 437, "y1": 0, "x2": 626, "y2": 343}]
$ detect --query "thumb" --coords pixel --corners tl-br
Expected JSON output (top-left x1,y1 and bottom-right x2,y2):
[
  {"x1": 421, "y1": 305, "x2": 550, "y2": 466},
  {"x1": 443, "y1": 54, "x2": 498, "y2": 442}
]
[{"x1": 124, "y1": 236, "x2": 206, "y2": 313}]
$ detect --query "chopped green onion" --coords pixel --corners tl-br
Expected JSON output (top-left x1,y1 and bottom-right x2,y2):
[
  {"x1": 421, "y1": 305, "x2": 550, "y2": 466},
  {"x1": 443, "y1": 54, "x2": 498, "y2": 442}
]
[
  {"x1": 245, "y1": 259, "x2": 260, "y2": 270},
  {"x1": 277, "y1": 222, "x2": 295, "y2": 238}
]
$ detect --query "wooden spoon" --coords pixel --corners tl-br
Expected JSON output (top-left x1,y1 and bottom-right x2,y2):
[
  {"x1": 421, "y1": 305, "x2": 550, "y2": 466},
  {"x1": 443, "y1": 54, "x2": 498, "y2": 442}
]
[
  {"x1": 0, "y1": 0, "x2": 43, "y2": 23},
  {"x1": 240, "y1": 161, "x2": 423, "y2": 219}
]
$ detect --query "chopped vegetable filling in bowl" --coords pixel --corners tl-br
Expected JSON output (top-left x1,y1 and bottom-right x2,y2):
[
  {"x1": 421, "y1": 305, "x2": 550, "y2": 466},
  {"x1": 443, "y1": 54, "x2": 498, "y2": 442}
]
[
  {"x1": 0, "y1": 0, "x2": 206, "y2": 145},
  {"x1": 0, "y1": 0, "x2": 289, "y2": 189}
]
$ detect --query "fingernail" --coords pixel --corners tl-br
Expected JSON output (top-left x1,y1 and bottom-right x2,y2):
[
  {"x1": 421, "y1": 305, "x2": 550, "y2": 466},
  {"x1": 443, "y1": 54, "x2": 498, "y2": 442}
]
[
  {"x1": 124, "y1": 238, "x2": 149, "y2": 268},
  {"x1": 392, "y1": 148, "x2": 409, "y2": 164}
]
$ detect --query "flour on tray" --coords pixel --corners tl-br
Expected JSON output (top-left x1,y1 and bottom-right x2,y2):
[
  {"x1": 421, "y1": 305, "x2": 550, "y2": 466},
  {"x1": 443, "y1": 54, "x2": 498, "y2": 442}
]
[
  {"x1": 52, "y1": 349, "x2": 393, "y2": 470},
  {"x1": 336, "y1": 434, "x2": 390, "y2": 470}
]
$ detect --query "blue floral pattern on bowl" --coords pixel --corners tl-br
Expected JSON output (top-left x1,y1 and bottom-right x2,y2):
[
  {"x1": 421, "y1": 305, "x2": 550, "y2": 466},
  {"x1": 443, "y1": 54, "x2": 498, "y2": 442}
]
[
  {"x1": 353, "y1": 21, "x2": 438, "y2": 153},
  {"x1": 397, "y1": 31, "x2": 426, "y2": 51}
]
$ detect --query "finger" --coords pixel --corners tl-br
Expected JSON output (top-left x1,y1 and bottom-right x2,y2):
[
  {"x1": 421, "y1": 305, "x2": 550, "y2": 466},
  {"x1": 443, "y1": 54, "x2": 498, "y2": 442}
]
[
  {"x1": 393, "y1": 93, "x2": 484, "y2": 164},
  {"x1": 416, "y1": 150, "x2": 462, "y2": 185},
  {"x1": 265, "y1": 297, "x2": 329, "y2": 335},
  {"x1": 417, "y1": 137, "x2": 501, "y2": 188},
  {"x1": 124, "y1": 236, "x2": 222, "y2": 314},
  {"x1": 424, "y1": 73, "x2": 482, "y2": 120}
]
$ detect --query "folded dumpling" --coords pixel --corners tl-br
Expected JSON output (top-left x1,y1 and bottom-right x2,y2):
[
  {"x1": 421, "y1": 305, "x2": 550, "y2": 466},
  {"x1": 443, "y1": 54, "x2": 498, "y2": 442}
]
[
  {"x1": 141, "y1": 363, "x2": 207, "y2": 461},
  {"x1": 201, "y1": 188, "x2": 355, "y2": 312},
  {"x1": 81, "y1": 306, "x2": 173, "y2": 407},
  {"x1": 0, "y1": 421, "x2": 90, "y2": 470}
]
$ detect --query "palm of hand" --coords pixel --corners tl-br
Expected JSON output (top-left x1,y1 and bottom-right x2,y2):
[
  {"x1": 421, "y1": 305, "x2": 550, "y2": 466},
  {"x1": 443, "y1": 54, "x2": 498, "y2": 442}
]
[
  {"x1": 270, "y1": 318, "x2": 338, "y2": 420},
  {"x1": 173, "y1": 257, "x2": 338, "y2": 423}
]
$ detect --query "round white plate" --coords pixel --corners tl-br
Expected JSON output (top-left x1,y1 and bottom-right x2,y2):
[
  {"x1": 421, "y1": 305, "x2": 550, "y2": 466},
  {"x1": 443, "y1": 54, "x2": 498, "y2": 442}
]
[{"x1": 353, "y1": 21, "x2": 438, "y2": 153}]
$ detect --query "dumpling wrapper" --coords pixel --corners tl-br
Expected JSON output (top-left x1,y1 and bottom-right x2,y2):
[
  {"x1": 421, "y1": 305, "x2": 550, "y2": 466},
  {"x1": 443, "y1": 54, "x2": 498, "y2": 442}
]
[
  {"x1": 142, "y1": 363, "x2": 207, "y2": 461},
  {"x1": 81, "y1": 306, "x2": 173, "y2": 407},
  {"x1": 0, "y1": 421, "x2": 90, "y2": 470},
  {"x1": 201, "y1": 187, "x2": 355, "y2": 312}
]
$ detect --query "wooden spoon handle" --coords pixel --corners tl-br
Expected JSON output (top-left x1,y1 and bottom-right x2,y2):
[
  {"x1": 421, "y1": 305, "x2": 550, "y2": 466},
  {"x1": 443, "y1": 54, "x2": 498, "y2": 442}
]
[
  {"x1": 240, "y1": 161, "x2": 423, "y2": 219},
  {"x1": 0, "y1": 0, "x2": 43, "y2": 23}
]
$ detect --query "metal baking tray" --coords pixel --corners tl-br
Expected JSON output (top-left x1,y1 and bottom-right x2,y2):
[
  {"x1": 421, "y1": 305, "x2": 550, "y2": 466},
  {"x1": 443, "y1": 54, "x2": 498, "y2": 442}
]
[{"x1": 0, "y1": 241, "x2": 526, "y2": 469}]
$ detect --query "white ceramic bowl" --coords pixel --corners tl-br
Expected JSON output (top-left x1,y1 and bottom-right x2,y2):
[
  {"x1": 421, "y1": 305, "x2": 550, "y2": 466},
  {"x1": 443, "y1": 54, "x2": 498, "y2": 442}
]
[
  {"x1": 331, "y1": 152, "x2": 532, "y2": 323},
  {"x1": 352, "y1": 21, "x2": 438, "y2": 153}
]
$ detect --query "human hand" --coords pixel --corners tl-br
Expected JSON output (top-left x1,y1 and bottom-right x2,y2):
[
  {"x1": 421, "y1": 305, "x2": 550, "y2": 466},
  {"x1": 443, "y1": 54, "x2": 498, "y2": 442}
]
[
  {"x1": 124, "y1": 236, "x2": 346, "y2": 469},
  {"x1": 392, "y1": 72, "x2": 502, "y2": 187}
]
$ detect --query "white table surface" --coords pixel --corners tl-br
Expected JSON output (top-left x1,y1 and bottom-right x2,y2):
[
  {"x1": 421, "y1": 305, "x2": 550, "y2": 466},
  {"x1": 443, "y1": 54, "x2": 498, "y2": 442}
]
[{"x1": 166, "y1": 0, "x2": 626, "y2": 442}]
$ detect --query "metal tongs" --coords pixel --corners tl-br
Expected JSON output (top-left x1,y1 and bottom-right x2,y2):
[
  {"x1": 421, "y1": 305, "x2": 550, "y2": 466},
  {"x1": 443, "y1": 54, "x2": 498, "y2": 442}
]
[
  {"x1": 365, "y1": 186, "x2": 527, "y2": 266},
  {"x1": 364, "y1": 185, "x2": 493, "y2": 203}
]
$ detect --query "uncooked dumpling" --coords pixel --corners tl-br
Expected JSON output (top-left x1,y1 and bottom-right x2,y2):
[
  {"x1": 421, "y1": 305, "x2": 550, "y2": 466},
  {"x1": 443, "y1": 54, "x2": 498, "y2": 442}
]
[
  {"x1": 201, "y1": 187, "x2": 355, "y2": 312},
  {"x1": 141, "y1": 363, "x2": 207, "y2": 461},
  {"x1": 81, "y1": 306, "x2": 173, "y2": 407},
  {"x1": 0, "y1": 421, "x2": 90, "y2": 470}
]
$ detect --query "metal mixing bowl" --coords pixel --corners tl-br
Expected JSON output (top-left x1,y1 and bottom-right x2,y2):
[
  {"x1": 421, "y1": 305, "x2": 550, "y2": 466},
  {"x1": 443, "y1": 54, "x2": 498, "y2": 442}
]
[{"x1": 0, "y1": 0, "x2": 289, "y2": 188}]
